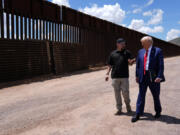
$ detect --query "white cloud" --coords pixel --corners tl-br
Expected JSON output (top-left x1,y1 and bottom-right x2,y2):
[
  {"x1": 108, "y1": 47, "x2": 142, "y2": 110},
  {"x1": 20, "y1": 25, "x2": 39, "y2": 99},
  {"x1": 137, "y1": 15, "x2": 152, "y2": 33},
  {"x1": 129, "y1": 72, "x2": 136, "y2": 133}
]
[
  {"x1": 143, "y1": 9, "x2": 164, "y2": 25},
  {"x1": 121, "y1": 24, "x2": 127, "y2": 27},
  {"x1": 129, "y1": 19, "x2": 145, "y2": 30},
  {"x1": 79, "y1": 3, "x2": 126, "y2": 25},
  {"x1": 132, "y1": 8, "x2": 142, "y2": 14},
  {"x1": 166, "y1": 29, "x2": 180, "y2": 41},
  {"x1": 143, "y1": 11, "x2": 153, "y2": 16},
  {"x1": 129, "y1": 19, "x2": 163, "y2": 34},
  {"x1": 139, "y1": 26, "x2": 163, "y2": 33},
  {"x1": 52, "y1": 0, "x2": 70, "y2": 7},
  {"x1": 131, "y1": 0, "x2": 154, "y2": 14},
  {"x1": 178, "y1": 21, "x2": 180, "y2": 24},
  {"x1": 129, "y1": 8, "x2": 164, "y2": 35},
  {"x1": 145, "y1": 0, "x2": 154, "y2": 6}
]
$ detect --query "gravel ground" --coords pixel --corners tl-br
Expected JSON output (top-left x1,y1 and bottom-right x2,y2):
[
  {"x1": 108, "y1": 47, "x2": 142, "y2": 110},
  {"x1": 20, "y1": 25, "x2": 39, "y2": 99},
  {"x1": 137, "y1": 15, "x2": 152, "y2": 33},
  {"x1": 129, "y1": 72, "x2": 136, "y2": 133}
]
[{"x1": 0, "y1": 56, "x2": 180, "y2": 135}]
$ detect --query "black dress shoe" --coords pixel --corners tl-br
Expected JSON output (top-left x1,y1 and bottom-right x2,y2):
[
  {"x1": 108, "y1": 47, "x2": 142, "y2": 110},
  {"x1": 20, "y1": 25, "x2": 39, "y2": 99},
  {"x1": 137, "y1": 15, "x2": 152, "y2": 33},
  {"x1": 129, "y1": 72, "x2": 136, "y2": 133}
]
[
  {"x1": 131, "y1": 114, "x2": 140, "y2": 123},
  {"x1": 115, "y1": 110, "x2": 122, "y2": 115},
  {"x1": 154, "y1": 113, "x2": 161, "y2": 119}
]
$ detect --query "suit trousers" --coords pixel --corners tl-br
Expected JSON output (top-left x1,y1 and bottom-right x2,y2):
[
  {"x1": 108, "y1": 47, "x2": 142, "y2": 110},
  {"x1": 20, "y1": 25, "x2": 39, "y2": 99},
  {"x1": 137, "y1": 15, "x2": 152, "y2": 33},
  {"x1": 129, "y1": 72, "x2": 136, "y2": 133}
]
[{"x1": 136, "y1": 71, "x2": 162, "y2": 115}]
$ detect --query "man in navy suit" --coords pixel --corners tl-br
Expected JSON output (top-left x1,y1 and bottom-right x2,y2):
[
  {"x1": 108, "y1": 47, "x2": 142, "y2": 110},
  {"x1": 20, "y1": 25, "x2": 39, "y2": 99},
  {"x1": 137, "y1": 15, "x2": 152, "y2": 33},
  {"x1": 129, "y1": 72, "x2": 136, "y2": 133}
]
[{"x1": 132, "y1": 36, "x2": 165, "y2": 123}]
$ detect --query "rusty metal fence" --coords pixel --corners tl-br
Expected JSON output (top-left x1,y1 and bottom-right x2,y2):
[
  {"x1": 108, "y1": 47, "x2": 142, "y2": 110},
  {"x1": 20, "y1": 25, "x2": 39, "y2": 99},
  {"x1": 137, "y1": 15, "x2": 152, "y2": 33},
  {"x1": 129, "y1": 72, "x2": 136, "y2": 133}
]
[{"x1": 0, "y1": 0, "x2": 180, "y2": 82}]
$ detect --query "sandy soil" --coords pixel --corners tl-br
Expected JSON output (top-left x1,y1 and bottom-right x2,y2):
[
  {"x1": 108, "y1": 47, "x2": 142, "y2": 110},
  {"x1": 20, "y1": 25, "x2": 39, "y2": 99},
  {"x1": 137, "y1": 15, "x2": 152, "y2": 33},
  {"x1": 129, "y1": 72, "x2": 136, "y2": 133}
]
[{"x1": 0, "y1": 56, "x2": 180, "y2": 135}]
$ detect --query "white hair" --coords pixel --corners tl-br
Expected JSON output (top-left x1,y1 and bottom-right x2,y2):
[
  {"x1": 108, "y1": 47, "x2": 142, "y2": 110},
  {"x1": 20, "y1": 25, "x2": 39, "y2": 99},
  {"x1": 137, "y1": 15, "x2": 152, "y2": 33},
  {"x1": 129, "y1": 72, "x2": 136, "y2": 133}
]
[{"x1": 140, "y1": 36, "x2": 153, "y2": 44}]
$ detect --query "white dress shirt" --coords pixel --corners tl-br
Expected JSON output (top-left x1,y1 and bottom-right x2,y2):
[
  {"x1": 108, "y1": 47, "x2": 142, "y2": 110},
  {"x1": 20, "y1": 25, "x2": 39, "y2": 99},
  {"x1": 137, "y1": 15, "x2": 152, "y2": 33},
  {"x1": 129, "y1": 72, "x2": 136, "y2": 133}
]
[{"x1": 145, "y1": 45, "x2": 152, "y2": 70}]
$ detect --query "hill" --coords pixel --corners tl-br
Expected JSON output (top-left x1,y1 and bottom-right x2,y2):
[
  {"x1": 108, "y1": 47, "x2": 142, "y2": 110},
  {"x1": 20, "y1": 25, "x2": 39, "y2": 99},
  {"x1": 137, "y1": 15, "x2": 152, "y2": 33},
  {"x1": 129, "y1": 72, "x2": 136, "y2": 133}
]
[{"x1": 170, "y1": 37, "x2": 180, "y2": 46}]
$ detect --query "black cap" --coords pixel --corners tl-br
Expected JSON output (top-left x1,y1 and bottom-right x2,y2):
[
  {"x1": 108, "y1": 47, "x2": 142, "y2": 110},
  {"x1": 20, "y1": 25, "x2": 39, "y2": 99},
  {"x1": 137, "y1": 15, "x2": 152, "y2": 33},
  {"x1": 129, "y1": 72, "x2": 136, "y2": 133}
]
[{"x1": 117, "y1": 38, "x2": 126, "y2": 43}]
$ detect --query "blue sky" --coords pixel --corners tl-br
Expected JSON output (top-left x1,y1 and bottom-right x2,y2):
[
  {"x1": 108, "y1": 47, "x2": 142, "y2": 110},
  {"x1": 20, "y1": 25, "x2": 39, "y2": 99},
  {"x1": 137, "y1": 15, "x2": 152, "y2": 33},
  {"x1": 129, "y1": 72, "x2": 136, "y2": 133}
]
[{"x1": 50, "y1": 0, "x2": 180, "y2": 41}]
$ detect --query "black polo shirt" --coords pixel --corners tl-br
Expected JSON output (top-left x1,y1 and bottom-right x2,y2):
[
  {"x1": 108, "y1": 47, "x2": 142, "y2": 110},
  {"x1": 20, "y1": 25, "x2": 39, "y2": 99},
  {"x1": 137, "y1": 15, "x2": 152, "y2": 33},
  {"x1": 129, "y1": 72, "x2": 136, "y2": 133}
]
[{"x1": 107, "y1": 49, "x2": 133, "y2": 78}]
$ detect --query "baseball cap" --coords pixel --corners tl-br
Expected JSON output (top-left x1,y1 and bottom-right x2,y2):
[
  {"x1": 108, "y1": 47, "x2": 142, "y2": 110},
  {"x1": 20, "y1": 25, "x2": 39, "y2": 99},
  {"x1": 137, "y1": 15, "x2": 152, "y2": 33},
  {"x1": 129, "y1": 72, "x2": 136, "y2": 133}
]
[{"x1": 117, "y1": 38, "x2": 126, "y2": 43}]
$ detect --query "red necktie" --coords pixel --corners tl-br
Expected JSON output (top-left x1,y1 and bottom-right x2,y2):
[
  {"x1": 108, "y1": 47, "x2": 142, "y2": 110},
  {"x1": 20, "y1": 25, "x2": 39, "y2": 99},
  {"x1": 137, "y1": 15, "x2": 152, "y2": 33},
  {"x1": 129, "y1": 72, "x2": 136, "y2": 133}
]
[{"x1": 144, "y1": 50, "x2": 148, "y2": 75}]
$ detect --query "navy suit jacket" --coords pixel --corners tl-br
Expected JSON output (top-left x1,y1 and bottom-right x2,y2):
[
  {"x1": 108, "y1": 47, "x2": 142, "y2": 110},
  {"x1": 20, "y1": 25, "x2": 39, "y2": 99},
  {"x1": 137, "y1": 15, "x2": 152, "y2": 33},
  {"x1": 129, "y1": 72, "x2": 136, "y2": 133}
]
[{"x1": 136, "y1": 46, "x2": 165, "y2": 83}]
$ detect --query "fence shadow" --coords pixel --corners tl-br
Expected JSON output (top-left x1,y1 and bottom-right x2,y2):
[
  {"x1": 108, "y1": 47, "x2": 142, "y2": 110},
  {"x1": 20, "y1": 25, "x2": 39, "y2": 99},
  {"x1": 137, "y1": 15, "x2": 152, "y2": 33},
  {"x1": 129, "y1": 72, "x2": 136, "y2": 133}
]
[{"x1": 0, "y1": 66, "x2": 107, "y2": 89}]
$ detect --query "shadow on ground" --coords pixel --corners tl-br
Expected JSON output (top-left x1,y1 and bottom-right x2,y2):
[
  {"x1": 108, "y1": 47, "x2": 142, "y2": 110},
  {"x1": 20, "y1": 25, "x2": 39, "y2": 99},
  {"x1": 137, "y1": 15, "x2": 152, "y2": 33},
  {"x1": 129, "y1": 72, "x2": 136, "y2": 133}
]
[
  {"x1": 116, "y1": 111, "x2": 180, "y2": 124},
  {"x1": 141, "y1": 112, "x2": 180, "y2": 124}
]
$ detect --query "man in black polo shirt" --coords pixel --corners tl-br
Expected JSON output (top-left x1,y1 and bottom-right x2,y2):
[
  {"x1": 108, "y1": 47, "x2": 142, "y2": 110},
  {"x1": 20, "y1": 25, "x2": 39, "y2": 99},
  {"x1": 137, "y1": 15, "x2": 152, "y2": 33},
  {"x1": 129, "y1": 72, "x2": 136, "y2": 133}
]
[{"x1": 106, "y1": 38, "x2": 135, "y2": 115}]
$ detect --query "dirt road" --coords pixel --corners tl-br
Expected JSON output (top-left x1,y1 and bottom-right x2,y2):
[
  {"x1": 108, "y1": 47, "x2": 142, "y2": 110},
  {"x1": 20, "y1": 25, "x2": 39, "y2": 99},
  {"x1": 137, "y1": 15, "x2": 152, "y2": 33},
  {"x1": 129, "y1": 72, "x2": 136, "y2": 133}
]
[{"x1": 0, "y1": 56, "x2": 180, "y2": 135}]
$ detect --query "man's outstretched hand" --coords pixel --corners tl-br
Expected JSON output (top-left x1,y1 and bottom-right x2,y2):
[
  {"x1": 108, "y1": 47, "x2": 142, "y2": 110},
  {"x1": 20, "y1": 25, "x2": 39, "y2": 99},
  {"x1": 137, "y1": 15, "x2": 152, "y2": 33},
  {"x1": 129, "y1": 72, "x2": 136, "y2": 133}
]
[
  {"x1": 128, "y1": 58, "x2": 136, "y2": 65},
  {"x1": 105, "y1": 76, "x2": 109, "y2": 81}
]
